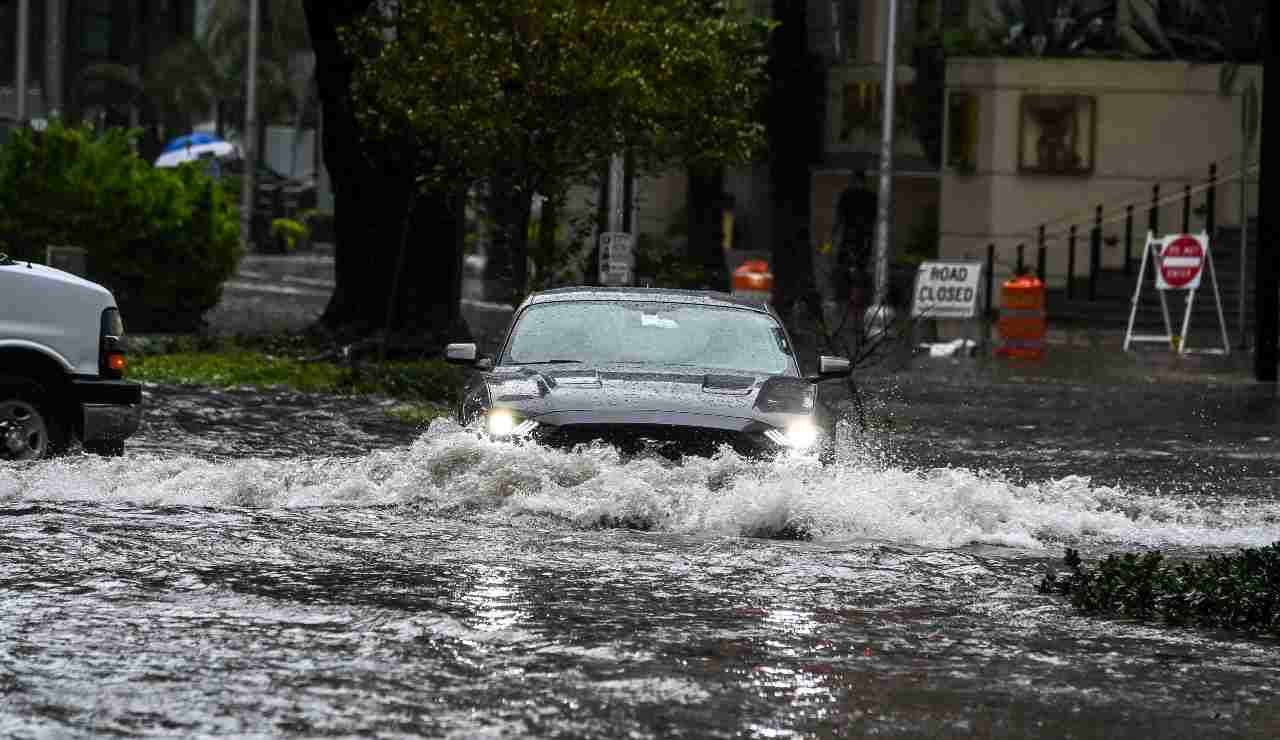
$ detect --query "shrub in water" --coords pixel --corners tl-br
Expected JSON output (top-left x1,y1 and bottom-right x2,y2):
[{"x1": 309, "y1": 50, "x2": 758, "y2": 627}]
[
  {"x1": 0, "y1": 121, "x2": 242, "y2": 331},
  {"x1": 1039, "y1": 544, "x2": 1280, "y2": 635}
]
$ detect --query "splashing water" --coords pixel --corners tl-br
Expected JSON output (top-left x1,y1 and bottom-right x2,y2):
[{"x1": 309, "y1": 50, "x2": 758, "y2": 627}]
[{"x1": 4, "y1": 419, "x2": 1276, "y2": 552}]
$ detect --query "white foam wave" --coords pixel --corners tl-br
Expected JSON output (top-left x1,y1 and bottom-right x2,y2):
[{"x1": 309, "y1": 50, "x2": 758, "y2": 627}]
[{"x1": 2, "y1": 419, "x2": 1277, "y2": 550}]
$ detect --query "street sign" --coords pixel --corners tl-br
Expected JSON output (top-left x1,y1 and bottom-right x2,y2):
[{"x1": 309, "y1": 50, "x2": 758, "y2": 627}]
[
  {"x1": 1156, "y1": 234, "x2": 1206, "y2": 291},
  {"x1": 910, "y1": 260, "x2": 983, "y2": 319},
  {"x1": 1125, "y1": 231, "x2": 1229, "y2": 355},
  {"x1": 598, "y1": 231, "x2": 634, "y2": 286}
]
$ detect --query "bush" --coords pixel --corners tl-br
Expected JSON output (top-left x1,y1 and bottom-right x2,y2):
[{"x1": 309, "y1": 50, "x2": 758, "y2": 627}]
[
  {"x1": 271, "y1": 217, "x2": 309, "y2": 251},
  {"x1": 1039, "y1": 544, "x2": 1280, "y2": 635},
  {"x1": 634, "y1": 232, "x2": 704, "y2": 289},
  {"x1": 0, "y1": 121, "x2": 243, "y2": 332}
]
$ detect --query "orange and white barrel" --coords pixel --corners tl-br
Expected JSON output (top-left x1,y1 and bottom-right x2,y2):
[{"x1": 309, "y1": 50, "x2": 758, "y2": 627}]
[
  {"x1": 995, "y1": 275, "x2": 1046, "y2": 360},
  {"x1": 732, "y1": 259, "x2": 773, "y2": 303}
]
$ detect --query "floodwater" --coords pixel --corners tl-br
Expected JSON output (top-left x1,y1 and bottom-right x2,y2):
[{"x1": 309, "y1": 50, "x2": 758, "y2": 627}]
[{"x1": 3, "y1": 369, "x2": 1279, "y2": 738}]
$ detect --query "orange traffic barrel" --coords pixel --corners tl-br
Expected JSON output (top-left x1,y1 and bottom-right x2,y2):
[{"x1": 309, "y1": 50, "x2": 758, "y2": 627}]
[
  {"x1": 732, "y1": 259, "x2": 773, "y2": 302},
  {"x1": 995, "y1": 275, "x2": 1046, "y2": 360}
]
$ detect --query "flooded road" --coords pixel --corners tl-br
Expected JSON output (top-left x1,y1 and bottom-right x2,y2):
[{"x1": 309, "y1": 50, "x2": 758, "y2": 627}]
[{"x1": 2, "y1": 373, "x2": 1279, "y2": 738}]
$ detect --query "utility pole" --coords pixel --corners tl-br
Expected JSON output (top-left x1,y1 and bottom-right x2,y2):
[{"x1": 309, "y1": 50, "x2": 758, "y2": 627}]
[
  {"x1": 1255, "y1": 3, "x2": 1279, "y2": 381},
  {"x1": 240, "y1": 0, "x2": 261, "y2": 248},
  {"x1": 872, "y1": 0, "x2": 899, "y2": 323},
  {"x1": 45, "y1": 0, "x2": 62, "y2": 116},
  {"x1": 15, "y1": 0, "x2": 29, "y2": 122}
]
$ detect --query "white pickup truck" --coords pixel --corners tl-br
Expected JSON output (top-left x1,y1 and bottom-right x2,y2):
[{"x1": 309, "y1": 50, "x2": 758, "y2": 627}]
[{"x1": 0, "y1": 253, "x2": 141, "y2": 459}]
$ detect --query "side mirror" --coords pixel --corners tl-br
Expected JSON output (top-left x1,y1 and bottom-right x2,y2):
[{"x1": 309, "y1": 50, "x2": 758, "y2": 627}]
[
  {"x1": 817, "y1": 355, "x2": 852, "y2": 378},
  {"x1": 445, "y1": 342, "x2": 478, "y2": 364}
]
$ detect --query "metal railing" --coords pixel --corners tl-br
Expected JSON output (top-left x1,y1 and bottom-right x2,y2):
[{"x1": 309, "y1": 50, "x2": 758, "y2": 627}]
[{"x1": 979, "y1": 157, "x2": 1259, "y2": 316}]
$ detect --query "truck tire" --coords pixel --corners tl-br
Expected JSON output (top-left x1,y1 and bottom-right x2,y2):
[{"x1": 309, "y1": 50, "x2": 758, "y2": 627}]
[{"x1": 0, "y1": 390, "x2": 68, "y2": 461}]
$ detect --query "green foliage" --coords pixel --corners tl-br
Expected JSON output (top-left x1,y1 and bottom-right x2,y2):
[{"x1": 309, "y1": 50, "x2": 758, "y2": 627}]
[
  {"x1": 338, "y1": 361, "x2": 466, "y2": 404},
  {"x1": 991, "y1": 0, "x2": 1116, "y2": 57},
  {"x1": 1118, "y1": 0, "x2": 1266, "y2": 63},
  {"x1": 0, "y1": 121, "x2": 242, "y2": 331},
  {"x1": 966, "y1": 1, "x2": 1266, "y2": 62},
  {"x1": 344, "y1": 0, "x2": 771, "y2": 197},
  {"x1": 1039, "y1": 544, "x2": 1280, "y2": 635},
  {"x1": 72, "y1": 0, "x2": 311, "y2": 146},
  {"x1": 941, "y1": 26, "x2": 1000, "y2": 56},
  {"x1": 133, "y1": 351, "x2": 343, "y2": 391},
  {"x1": 131, "y1": 346, "x2": 467, "y2": 406},
  {"x1": 271, "y1": 218, "x2": 310, "y2": 251},
  {"x1": 634, "y1": 232, "x2": 704, "y2": 288}
]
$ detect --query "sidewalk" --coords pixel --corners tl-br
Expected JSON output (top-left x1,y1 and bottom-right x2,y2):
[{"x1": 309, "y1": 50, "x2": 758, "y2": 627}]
[
  {"x1": 208, "y1": 252, "x2": 512, "y2": 345},
  {"x1": 902, "y1": 326, "x2": 1260, "y2": 386}
]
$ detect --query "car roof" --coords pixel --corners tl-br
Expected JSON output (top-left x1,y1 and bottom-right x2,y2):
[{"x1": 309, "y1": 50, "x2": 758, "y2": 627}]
[{"x1": 523, "y1": 286, "x2": 773, "y2": 314}]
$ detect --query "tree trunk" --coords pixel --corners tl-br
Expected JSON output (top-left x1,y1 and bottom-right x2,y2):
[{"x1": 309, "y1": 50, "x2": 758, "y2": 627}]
[
  {"x1": 303, "y1": 0, "x2": 469, "y2": 349},
  {"x1": 587, "y1": 160, "x2": 610, "y2": 286},
  {"x1": 507, "y1": 188, "x2": 534, "y2": 304},
  {"x1": 767, "y1": 0, "x2": 824, "y2": 330},
  {"x1": 686, "y1": 168, "x2": 729, "y2": 291},
  {"x1": 530, "y1": 193, "x2": 560, "y2": 291},
  {"x1": 484, "y1": 170, "x2": 533, "y2": 305},
  {"x1": 482, "y1": 171, "x2": 513, "y2": 302}
]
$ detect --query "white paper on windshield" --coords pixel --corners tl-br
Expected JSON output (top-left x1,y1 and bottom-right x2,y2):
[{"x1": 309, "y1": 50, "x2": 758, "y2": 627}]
[{"x1": 640, "y1": 314, "x2": 679, "y2": 329}]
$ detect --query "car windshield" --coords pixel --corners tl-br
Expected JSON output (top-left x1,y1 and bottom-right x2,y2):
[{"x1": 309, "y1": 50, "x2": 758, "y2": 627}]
[{"x1": 503, "y1": 300, "x2": 793, "y2": 375}]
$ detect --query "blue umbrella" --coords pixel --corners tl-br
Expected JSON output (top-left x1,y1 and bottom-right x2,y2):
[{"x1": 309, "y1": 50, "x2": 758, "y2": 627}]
[{"x1": 162, "y1": 132, "x2": 222, "y2": 153}]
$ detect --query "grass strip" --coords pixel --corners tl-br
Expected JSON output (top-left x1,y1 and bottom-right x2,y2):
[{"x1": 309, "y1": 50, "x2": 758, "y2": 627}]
[
  {"x1": 1039, "y1": 545, "x2": 1280, "y2": 636},
  {"x1": 128, "y1": 336, "x2": 468, "y2": 425}
]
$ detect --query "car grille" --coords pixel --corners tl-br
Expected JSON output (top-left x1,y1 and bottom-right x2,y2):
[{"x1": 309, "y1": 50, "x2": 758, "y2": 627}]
[{"x1": 533, "y1": 424, "x2": 769, "y2": 461}]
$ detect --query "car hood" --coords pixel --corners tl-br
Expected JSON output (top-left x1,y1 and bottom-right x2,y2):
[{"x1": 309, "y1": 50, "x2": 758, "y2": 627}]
[{"x1": 482, "y1": 365, "x2": 814, "y2": 423}]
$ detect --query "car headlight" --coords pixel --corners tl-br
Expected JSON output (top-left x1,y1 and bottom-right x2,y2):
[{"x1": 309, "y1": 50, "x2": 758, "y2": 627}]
[
  {"x1": 764, "y1": 421, "x2": 820, "y2": 449},
  {"x1": 486, "y1": 408, "x2": 539, "y2": 438}
]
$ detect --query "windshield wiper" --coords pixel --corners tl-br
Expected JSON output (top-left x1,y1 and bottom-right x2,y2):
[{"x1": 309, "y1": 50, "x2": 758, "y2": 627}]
[{"x1": 517, "y1": 359, "x2": 584, "y2": 365}]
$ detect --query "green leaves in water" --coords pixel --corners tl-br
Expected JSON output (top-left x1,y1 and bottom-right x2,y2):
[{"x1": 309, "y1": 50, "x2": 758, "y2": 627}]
[{"x1": 1039, "y1": 544, "x2": 1280, "y2": 636}]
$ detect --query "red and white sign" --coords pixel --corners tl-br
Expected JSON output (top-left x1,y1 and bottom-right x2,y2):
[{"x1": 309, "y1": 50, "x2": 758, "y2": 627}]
[{"x1": 1156, "y1": 234, "x2": 1206, "y2": 290}]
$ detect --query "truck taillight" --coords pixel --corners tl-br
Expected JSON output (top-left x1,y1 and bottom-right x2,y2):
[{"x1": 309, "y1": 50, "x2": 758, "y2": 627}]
[{"x1": 100, "y1": 308, "x2": 127, "y2": 379}]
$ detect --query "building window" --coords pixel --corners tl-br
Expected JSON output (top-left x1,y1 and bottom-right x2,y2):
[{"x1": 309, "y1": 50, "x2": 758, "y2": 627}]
[
  {"x1": 946, "y1": 91, "x2": 977, "y2": 172},
  {"x1": 1018, "y1": 94, "x2": 1096, "y2": 176},
  {"x1": 807, "y1": 1, "x2": 861, "y2": 63},
  {"x1": 841, "y1": 0, "x2": 860, "y2": 62}
]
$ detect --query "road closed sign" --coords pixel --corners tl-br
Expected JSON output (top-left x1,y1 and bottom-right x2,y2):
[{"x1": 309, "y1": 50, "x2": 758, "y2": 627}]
[
  {"x1": 911, "y1": 261, "x2": 984, "y2": 319},
  {"x1": 1156, "y1": 234, "x2": 1206, "y2": 290}
]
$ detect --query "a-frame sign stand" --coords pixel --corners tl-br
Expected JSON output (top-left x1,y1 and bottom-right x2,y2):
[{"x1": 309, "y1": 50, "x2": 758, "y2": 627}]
[{"x1": 1123, "y1": 231, "x2": 1230, "y2": 355}]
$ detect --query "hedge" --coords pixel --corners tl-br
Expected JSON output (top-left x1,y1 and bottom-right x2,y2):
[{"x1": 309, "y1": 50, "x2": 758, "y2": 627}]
[{"x1": 0, "y1": 121, "x2": 242, "y2": 332}]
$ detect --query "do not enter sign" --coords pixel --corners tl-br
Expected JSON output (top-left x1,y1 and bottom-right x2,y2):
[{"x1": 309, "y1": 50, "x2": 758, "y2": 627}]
[{"x1": 1156, "y1": 234, "x2": 1206, "y2": 290}]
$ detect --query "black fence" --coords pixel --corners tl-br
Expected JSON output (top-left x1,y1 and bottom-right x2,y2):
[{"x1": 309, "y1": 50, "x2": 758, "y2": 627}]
[{"x1": 980, "y1": 162, "x2": 1234, "y2": 315}]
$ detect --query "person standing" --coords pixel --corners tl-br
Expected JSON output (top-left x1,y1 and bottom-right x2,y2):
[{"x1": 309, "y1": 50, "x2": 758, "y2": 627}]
[{"x1": 830, "y1": 170, "x2": 878, "y2": 331}]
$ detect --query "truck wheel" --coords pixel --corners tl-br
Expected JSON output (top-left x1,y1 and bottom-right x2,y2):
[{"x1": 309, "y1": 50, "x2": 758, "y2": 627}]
[
  {"x1": 84, "y1": 441, "x2": 125, "y2": 458},
  {"x1": 0, "y1": 393, "x2": 67, "y2": 461}
]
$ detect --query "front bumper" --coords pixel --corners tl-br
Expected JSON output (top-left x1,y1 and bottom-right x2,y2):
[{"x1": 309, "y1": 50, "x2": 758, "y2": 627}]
[
  {"x1": 532, "y1": 422, "x2": 774, "y2": 460},
  {"x1": 82, "y1": 403, "x2": 140, "y2": 443},
  {"x1": 483, "y1": 409, "x2": 832, "y2": 461},
  {"x1": 73, "y1": 378, "x2": 142, "y2": 443}
]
